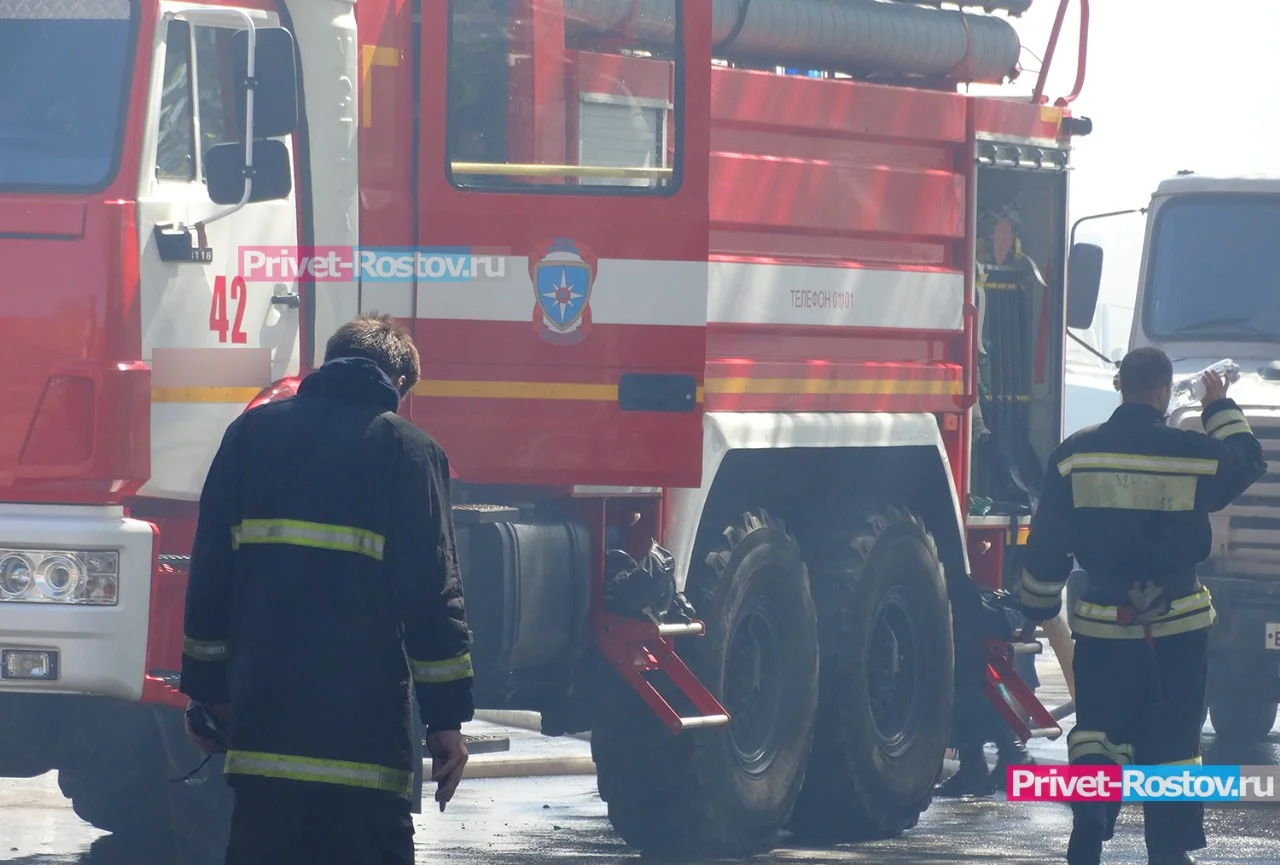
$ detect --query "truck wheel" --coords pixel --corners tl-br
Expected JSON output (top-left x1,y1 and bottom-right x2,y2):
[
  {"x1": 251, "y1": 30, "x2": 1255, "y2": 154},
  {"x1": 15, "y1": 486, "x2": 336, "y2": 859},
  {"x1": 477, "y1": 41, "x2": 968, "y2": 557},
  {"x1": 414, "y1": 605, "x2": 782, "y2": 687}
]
[
  {"x1": 592, "y1": 510, "x2": 819, "y2": 857},
  {"x1": 1209, "y1": 680, "x2": 1278, "y2": 745},
  {"x1": 57, "y1": 701, "x2": 177, "y2": 858},
  {"x1": 787, "y1": 505, "x2": 953, "y2": 842}
]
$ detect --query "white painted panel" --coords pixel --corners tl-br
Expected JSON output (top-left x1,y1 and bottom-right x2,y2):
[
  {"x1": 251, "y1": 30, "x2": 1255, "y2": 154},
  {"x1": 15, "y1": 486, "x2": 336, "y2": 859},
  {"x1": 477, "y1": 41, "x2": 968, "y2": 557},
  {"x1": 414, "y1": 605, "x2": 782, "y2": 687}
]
[
  {"x1": 415, "y1": 258, "x2": 707, "y2": 327},
  {"x1": 412, "y1": 259, "x2": 959, "y2": 331},
  {"x1": 663, "y1": 412, "x2": 968, "y2": 592},
  {"x1": 708, "y1": 263, "x2": 964, "y2": 331},
  {"x1": 146, "y1": 403, "x2": 245, "y2": 501}
]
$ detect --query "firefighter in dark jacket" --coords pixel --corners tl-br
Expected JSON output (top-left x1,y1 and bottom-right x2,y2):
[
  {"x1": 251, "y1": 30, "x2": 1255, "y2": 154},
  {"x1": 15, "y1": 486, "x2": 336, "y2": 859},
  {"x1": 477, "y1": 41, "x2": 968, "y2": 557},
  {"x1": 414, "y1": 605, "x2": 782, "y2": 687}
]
[
  {"x1": 1018, "y1": 347, "x2": 1265, "y2": 865},
  {"x1": 180, "y1": 314, "x2": 474, "y2": 865}
]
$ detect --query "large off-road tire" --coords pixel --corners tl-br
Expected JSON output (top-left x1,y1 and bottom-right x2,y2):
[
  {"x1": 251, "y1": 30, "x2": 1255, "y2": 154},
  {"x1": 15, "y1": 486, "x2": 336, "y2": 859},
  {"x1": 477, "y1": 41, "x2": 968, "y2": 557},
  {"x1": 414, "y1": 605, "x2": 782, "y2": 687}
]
[
  {"x1": 1209, "y1": 675, "x2": 1278, "y2": 745},
  {"x1": 591, "y1": 510, "x2": 820, "y2": 858},
  {"x1": 57, "y1": 699, "x2": 233, "y2": 865},
  {"x1": 787, "y1": 505, "x2": 954, "y2": 843},
  {"x1": 57, "y1": 700, "x2": 179, "y2": 859}
]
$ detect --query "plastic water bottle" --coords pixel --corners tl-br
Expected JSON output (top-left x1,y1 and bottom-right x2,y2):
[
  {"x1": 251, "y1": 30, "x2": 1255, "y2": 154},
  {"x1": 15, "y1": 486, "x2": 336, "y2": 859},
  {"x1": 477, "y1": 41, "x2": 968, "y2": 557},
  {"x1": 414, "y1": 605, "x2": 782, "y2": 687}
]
[{"x1": 1168, "y1": 360, "x2": 1240, "y2": 412}]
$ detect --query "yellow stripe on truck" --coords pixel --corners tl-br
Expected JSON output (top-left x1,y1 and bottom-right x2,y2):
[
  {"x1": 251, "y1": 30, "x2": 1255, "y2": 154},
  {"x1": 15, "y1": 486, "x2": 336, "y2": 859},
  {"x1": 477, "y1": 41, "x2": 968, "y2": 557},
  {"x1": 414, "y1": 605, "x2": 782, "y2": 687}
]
[
  {"x1": 151, "y1": 377, "x2": 960, "y2": 403},
  {"x1": 152, "y1": 387, "x2": 264, "y2": 403}
]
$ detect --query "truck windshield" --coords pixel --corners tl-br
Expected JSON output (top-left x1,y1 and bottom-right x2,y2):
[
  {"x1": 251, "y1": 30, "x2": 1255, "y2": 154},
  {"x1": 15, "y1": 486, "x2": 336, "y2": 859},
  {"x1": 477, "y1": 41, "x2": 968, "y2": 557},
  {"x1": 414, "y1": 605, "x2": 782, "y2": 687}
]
[
  {"x1": 0, "y1": 0, "x2": 137, "y2": 192},
  {"x1": 1144, "y1": 194, "x2": 1280, "y2": 342}
]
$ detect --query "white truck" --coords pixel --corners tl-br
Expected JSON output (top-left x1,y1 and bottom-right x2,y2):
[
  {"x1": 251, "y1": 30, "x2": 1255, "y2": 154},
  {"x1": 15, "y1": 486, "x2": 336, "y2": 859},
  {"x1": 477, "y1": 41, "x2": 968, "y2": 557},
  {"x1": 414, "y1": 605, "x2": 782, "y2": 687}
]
[{"x1": 1074, "y1": 173, "x2": 1280, "y2": 744}]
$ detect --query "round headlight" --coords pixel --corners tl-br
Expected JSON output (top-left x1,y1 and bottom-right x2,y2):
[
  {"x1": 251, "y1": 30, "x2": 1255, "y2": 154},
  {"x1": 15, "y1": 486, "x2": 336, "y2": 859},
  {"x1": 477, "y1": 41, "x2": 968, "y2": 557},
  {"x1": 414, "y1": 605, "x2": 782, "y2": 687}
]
[
  {"x1": 0, "y1": 554, "x2": 34, "y2": 598},
  {"x1": 36, "y1": 555, "x2": 82, "y2": 600}
]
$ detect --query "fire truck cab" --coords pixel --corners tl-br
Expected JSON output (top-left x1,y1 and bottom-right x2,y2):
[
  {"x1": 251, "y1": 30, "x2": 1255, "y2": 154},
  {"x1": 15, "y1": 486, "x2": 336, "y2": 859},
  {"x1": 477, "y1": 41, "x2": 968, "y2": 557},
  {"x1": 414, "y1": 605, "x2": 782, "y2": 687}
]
[{"x1": 0, "y1": 0, "x2": 1095, "y2": 861}]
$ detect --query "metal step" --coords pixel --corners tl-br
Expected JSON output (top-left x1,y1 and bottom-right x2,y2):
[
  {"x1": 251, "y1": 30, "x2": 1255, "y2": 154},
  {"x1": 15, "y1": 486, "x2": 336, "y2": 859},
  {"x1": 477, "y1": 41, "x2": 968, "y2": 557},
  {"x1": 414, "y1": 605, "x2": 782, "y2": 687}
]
[
  {"x1": 678, "y1": 714, "x2": 731, "y2": 730},
  {"x1": 600, "y1": 614, "x2": 731, "y2": 734},
  {"x1": 463, "y1": 734, "x2": 511, "y2": 755}
]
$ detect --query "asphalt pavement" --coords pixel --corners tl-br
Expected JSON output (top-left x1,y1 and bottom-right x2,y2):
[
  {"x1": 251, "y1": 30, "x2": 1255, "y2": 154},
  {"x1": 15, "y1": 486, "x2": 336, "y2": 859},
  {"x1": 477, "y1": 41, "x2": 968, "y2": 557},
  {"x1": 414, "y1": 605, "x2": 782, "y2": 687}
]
[{"x1": 2, "y1": 649, "x2": 1277, "y2": 864}]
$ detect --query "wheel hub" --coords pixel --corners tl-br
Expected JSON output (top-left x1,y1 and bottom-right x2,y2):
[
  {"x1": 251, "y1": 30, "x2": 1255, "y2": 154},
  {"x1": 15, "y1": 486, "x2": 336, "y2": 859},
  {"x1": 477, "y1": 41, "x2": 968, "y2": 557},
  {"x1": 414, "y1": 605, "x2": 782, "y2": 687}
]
[
  {"x1": 724, "y1": 594, "x2": 786, "y2": 774},
  {"x1": 867, "y1": 587, "x2": 922, "y2": 757}
]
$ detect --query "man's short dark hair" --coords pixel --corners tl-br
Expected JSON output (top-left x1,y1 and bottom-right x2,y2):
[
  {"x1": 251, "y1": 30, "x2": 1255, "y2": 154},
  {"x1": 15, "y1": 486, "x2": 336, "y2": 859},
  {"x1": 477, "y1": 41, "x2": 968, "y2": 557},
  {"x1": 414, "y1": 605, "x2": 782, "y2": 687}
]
[
  {"x1": 324, "y1": 313, "x2": 421, "y2": 396},
  {"x1": 1117, "y1": 346, "x2": 1173, "y2": 402}
]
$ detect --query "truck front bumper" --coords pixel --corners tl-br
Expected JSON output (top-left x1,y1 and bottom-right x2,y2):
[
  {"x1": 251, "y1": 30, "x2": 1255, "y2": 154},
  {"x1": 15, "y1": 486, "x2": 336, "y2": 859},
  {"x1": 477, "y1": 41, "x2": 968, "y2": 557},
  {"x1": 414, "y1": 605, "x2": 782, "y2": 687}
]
[{"x1": 0, "y1": 503, "x2": 156, "y2": 701}]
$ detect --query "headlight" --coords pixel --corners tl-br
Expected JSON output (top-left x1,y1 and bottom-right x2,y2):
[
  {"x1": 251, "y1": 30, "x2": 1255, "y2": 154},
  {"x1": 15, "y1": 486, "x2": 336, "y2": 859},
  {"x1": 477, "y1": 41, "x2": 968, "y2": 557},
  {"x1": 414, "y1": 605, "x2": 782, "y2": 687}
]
[{"x1": 0, "y1": 549, "x2": 118, "y2": 605}]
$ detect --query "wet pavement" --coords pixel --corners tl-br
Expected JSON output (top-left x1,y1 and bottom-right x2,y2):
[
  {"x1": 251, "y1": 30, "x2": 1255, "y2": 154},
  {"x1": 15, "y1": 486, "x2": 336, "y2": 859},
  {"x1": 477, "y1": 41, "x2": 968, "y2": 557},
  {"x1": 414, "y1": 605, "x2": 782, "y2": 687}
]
[{"x1": 2, "y1": 650, "x2": 1277, "y2": 864}]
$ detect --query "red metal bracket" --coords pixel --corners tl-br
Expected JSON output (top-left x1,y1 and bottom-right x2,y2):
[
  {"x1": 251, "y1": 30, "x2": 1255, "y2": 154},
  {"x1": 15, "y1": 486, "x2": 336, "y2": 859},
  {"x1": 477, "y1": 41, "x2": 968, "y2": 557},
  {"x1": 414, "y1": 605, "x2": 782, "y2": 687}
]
[
  {"x1": 983, "y1": 637, "x2": 1063, "y2": 742},
  {"x1": 598, "y1": 614, "x2": 731, "y2": 734},
  {"x1": 1031, "y1": 0, "x2": 1091, "y2": 107}
]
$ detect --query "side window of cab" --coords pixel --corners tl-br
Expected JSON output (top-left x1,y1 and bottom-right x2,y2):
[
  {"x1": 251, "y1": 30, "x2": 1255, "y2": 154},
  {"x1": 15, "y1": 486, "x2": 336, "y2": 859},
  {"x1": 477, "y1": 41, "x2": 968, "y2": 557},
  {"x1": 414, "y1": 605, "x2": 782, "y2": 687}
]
[{"x1": 155, "y1": 19, "x2": 242, "y2": 187}]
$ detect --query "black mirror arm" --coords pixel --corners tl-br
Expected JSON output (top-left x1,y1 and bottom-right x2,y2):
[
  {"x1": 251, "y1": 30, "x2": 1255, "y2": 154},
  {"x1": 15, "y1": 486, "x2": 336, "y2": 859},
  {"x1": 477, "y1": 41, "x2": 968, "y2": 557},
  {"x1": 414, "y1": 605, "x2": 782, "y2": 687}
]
[
  {"x1": 1067, "y1": 329, "x2": 1119, "y2": 367},
  {"x1": 1069, "y1": 207, "x2": 1146, "y2": 248}
]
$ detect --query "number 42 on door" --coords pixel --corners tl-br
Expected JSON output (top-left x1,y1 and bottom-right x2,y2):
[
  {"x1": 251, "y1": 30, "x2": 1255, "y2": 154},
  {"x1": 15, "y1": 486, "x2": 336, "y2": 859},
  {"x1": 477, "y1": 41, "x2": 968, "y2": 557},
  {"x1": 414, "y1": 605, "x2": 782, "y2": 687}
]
[{"x1": 210, "y1": 275, "x2": 248, "y2": 344}]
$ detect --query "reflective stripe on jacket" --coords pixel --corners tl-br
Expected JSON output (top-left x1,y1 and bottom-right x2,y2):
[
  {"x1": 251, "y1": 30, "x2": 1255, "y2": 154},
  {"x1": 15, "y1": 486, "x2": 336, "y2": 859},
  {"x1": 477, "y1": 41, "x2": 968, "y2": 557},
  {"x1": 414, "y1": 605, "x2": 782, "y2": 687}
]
[{"x1": 1019, "y1": 398, "x2": 1266, "y2": 638}]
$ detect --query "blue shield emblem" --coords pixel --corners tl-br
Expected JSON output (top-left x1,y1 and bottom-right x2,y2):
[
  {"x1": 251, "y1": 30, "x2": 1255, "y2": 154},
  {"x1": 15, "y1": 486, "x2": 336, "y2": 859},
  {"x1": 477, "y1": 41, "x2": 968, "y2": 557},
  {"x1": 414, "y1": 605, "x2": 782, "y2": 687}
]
[{"x1": 535, "y1": 260, "x2": 592, "y2": 332}]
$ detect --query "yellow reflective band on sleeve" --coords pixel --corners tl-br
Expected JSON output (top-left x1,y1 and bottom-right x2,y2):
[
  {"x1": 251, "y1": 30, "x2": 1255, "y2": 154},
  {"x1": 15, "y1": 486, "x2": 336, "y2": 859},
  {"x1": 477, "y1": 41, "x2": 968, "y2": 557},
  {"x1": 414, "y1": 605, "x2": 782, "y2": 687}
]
[
  {"x1": 1073, "y1": 587, "x2": 1215, "y2": 639},
  {"x1": 1068, "y1": 729, "x2": 1135, "y2": 766},
  {"x1": 1159, "y1": 756, "x2": 1203, "y2": 766},
  {"x1": 1057, "y1": 452, "x2": 1218, "y2": 477},
  {"x1": 223, "y1": 750, "x2": 412, "y2": 795},
  {"x1": 1205, "y1": 408, "x2": 1252, "y2": 440},
  {"x1": 231, "y1": 519, "x2": 385, "y2": 561},
  {"x1": 1210, "y1": 420, "x2": 1252, "y2": 441},
  {"x1": 1019, "y1": 569, "x2": 1064, "y2": 610},
  {"x1": 410, "y1": 652, "x2": 474, "y2": 684},
  {"x1": 182, "y1": 636, "x2": 227, "y2": 662},
  {"x1": 1071, "y1": 471, "x2": 1198, "y2": 512}
]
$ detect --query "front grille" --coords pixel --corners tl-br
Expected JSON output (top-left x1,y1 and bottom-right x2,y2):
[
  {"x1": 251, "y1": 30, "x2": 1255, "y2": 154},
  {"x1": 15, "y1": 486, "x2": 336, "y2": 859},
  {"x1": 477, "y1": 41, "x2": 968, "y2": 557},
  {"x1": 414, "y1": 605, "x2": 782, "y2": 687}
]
[{"x1": 1190, "y1": 415, "x2": 1280, "y2": 577}]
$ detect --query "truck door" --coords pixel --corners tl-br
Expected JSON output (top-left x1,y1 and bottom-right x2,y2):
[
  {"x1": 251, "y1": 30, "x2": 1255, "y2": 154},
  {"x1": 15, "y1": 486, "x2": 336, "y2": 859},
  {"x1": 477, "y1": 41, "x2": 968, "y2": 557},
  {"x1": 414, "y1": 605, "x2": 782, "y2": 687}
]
[
  {"x1": 413, "y1": 1, "x2": 709, "y2": 490},
  {"x1": 136, "y1": 6, "x2": 301, "y2": 500}
]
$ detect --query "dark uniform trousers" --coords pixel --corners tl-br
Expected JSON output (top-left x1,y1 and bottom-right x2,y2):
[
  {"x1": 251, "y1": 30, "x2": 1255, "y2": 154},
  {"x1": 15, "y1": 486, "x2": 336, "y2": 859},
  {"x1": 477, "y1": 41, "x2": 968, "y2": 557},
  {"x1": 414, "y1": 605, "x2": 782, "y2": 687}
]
[
  {"x1": 225, "y1": 778, "x2": 414, "y2": 865},
  {"x1": 1067, "y1": 628, "x2": 1210, "y2": 863}
]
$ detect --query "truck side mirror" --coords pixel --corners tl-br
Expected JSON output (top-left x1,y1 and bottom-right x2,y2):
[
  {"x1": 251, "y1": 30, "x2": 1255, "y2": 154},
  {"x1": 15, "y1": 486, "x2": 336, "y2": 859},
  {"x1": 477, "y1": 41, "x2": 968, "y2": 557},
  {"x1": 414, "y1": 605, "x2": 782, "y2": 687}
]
[
  {"x1": 1067, "y1": 242, "x2": 1104, "y2": 330},
  {"x1": 231, "y1": 27, "x2": 299, "y2": 140},
  {"x1": 205, "y1": 140, "x2": 293, "y2": 205}
]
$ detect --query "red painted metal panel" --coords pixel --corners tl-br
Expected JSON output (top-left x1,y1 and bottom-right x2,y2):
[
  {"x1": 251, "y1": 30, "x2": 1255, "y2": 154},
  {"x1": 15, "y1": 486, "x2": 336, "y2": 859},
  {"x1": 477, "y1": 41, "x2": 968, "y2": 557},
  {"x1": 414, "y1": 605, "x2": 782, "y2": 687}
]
[
  {"x1": 710, "y1": 68, "x2": 967, "y2": 143},
  {"x1": 709, "y1": 155, "x2": 965, "y2": 243},
  {"x1": 707, "y1": 68, "x2": 968, "y2": 278},
  {"x1": 415, "y1": 320, "x2": 704, "y2": 380},
  {"x1": 973, "y1": 98, "x2": 1068, "y2": 145}
]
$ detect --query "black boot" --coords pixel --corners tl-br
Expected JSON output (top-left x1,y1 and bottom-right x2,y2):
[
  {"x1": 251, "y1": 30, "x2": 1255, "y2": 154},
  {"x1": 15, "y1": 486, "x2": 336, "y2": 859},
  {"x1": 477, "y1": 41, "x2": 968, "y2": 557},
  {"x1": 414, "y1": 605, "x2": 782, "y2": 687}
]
[
  {"x1": 992, "y1": 733, "x2": 1034, "y2": 790},
  {"x1": 934, "y1": 746, "x2": 995, "y2": 798},
  {"x1": 1067, "y1": 804, "x2": 1106, "y2": 865}
]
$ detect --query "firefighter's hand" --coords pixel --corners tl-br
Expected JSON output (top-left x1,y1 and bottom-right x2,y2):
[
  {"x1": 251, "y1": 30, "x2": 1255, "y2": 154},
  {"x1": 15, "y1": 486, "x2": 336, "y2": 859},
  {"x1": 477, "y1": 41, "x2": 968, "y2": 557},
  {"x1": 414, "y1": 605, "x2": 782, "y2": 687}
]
[
  {"x1": 1200, "y1": 369, "x2": 1229, "y2": 408},
  {"x1": 184, "y1": 701, "x2": 230, "y2": 755},
  {"x1": 426, "y1": 729, "x2": 468, "y2": 811}
]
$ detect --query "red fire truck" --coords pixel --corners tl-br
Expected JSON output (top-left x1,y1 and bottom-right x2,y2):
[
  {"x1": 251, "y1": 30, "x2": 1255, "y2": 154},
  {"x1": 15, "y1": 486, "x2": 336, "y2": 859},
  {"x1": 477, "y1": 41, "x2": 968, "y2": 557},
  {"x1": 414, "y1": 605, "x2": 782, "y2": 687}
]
[{"x1": 0, "y1": 0, "x2": 1098, "y2": 861}]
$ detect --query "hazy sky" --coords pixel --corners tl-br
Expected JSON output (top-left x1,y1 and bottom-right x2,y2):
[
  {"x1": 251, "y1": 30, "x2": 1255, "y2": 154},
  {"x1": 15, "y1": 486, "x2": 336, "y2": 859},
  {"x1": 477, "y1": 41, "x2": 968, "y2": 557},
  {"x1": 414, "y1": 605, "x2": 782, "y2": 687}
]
[
  {"x1": 967, "y1": 0, "x2": 1280, "y2": 353},
  {"x1": 978, "y1": 0, "x2": 1280, "y2": 309}
]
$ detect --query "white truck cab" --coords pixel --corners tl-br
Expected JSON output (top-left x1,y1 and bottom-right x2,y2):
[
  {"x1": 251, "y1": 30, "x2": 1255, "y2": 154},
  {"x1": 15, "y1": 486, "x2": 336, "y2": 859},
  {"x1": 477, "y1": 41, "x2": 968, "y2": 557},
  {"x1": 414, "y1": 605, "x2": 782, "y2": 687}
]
[{"x1": 1114, "y1": 173, "x2": 1280, "y2": 742}]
